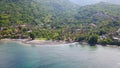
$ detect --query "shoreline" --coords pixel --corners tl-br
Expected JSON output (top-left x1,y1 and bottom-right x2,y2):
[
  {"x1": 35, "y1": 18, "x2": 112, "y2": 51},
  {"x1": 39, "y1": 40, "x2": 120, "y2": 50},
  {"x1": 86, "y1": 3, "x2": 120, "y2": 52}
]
[
  {"x1": 1, "y1": 39, "x2": 119, "y2": 47},
  {"x1": 0, "y1": 39, "x2": 68, "y2": 45}
]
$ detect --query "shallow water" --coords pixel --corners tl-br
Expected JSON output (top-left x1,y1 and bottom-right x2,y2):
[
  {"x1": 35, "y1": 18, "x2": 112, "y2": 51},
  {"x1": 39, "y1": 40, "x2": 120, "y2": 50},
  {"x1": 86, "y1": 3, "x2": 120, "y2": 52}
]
[{"x1": 0, "y1": 42, "x2": 120, "y2": 68}]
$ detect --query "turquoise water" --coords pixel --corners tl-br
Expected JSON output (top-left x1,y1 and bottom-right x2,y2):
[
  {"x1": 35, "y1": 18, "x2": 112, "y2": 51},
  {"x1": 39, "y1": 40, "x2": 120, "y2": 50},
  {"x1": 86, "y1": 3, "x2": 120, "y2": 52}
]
[{"x1": 0, "y1": 42, "x2": 120, "y2": 68}]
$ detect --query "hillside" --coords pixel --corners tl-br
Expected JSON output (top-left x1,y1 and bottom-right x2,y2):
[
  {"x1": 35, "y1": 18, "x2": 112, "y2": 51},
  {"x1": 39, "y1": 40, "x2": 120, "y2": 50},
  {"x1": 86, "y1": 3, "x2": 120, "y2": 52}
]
[
  {"x1": 0, "y1": 0, "x2": 78, "y2": 28},
  {"x1": 1, "y1": 1, "x2": 120, "y2": 45},
  {"x1": 2, "y1": 1, "x2": 120, "y2": 28},
  {"x1": 75, "y1": 2, "x2": 120, "y2": 24},
  {"x1": 73, "y1": 2, "x2": 120, "y2": 33}
]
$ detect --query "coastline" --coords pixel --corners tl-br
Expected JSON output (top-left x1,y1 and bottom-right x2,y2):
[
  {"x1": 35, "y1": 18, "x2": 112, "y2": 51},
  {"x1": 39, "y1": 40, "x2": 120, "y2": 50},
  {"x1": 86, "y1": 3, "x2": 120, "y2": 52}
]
[
  {"x1": 0, "y1": 39, "x2": 67, "y2": 45},
  {"x1": 0, "y1": 39, "x2": 120, "y2": 47}
]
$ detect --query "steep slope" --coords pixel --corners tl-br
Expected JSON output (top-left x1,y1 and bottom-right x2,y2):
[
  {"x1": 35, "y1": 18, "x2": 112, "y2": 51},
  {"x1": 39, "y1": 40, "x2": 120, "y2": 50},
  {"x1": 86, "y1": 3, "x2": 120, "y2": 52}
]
[
  {"x1": 1, "y1": 1, "x2": 120, "y2": 28},
  {"x1": 75, "y1": 2, "x2": 120, "y2": 24},
  {"x1": 0, "y1": 0, "x2": 78, "y2": 27}
]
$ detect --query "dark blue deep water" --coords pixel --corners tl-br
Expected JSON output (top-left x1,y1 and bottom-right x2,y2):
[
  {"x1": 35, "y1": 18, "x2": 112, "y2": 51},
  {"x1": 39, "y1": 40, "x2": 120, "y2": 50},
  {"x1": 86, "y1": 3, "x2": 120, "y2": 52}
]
[{"x1": 0, "y1": 41, "x2": 120, "y2": 68}]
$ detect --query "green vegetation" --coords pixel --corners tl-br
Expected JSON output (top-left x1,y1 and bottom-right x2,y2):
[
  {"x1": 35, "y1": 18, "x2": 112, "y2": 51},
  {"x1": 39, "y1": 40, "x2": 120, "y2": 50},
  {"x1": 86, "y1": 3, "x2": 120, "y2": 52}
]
[
  {"x1": 88, "y1": 35, "x2": 98, "y2": 45},
  {"x1": 29, "y1": 32, "x2": 35, "y2": 40},
  {"x1": 1, "y1": 1, "x2": 120, "y2": 45},
  {"x1": 98, "y1": 37, "x2": 114, "y2": 45}
]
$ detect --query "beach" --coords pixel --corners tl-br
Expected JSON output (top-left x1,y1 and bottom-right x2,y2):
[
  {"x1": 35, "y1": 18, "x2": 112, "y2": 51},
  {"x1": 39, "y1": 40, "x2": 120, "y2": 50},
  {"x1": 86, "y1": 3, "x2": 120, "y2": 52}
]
[{"x1": 0, "y1": 39, "x2": 67, "y2": 45}]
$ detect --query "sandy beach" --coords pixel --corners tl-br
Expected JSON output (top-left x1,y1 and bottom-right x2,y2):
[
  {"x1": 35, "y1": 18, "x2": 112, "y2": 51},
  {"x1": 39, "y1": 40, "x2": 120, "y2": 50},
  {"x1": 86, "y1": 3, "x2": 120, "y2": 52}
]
[
  {"x1": 0, "y1": 39, "x2": 67, "y2": 45},
  {"x1": 25, "y1": 40, "x2": 67, "y2": 45}
]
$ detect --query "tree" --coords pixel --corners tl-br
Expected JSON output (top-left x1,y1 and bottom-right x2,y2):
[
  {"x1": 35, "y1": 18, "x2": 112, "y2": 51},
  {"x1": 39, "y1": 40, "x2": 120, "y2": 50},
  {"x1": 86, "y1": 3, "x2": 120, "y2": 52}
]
[
  {"x1": 29, "y1": 32, "x2": 35, "y2": 40},
  {"x1": 88, "y1": 35, "x2": 98, "y2": 45}
]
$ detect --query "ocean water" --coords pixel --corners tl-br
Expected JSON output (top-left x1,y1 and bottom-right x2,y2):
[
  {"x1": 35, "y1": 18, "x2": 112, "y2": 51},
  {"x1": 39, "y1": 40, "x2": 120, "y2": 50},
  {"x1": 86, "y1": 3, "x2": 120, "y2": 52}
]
[{"x1": 0, "y1": 41, "x2": 120, "y2": 68}]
